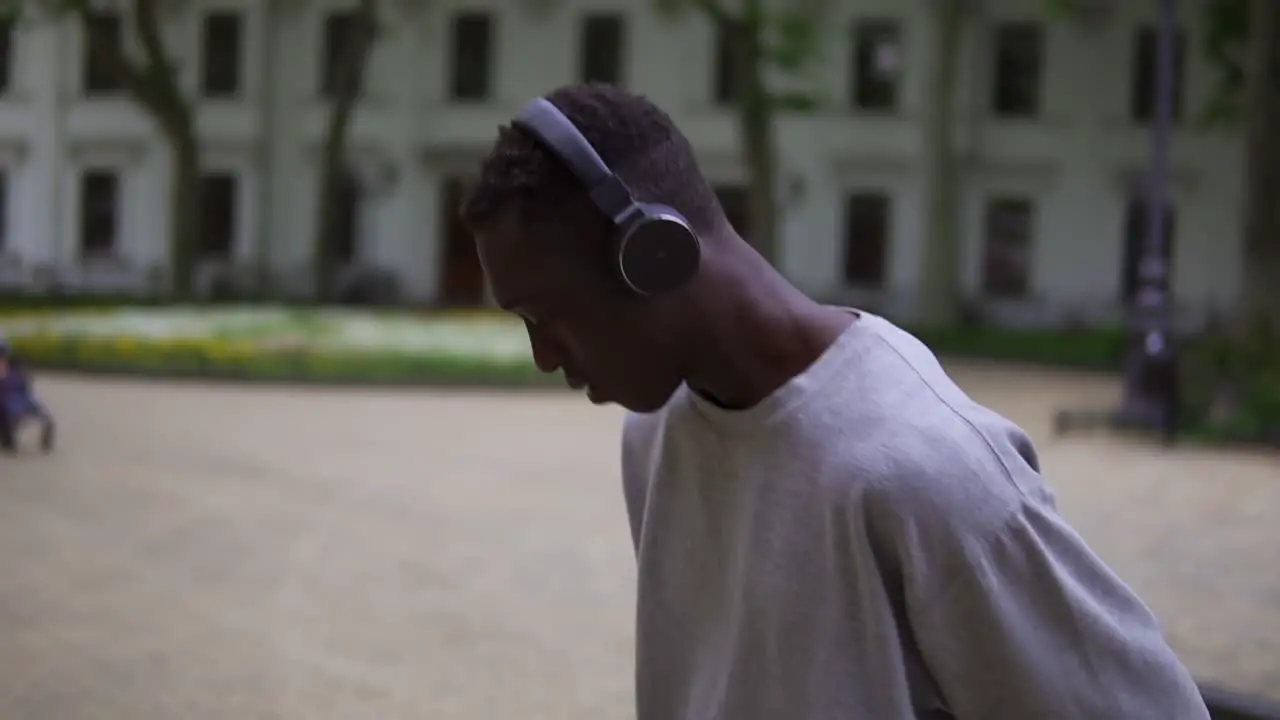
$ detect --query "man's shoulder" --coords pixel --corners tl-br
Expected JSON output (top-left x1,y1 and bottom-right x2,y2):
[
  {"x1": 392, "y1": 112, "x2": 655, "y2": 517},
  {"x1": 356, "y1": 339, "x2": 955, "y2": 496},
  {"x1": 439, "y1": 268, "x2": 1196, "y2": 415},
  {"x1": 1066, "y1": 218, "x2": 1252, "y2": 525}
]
[
  {"x1": 818, "y1": 313, "x2": 1051, "y2": 511},
  {"x1": 805, "y1": 340, "x2": 1050, "y2": 558},
  {"x1": 818, "y1": 392, "x2": 1064, "y2": 592}
]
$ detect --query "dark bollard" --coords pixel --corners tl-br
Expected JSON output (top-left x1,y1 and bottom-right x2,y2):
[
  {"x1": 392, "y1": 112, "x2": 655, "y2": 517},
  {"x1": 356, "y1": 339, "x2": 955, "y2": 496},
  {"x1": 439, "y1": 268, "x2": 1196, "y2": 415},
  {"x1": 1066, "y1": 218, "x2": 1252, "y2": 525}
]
[
  {"x1": 1201, "y1": 683, "x2": 1280, "y2": 720},
  {"x1": 1052, "y1": 328, "x2": 1181, "y2": 444}
]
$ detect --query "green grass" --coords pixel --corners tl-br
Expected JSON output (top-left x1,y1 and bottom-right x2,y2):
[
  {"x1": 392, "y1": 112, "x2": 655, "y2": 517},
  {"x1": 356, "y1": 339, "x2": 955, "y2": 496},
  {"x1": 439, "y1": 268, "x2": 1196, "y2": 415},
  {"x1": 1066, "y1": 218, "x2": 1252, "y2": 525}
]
[
  {"x1": 0, "y1": 303, "x2": 1133, "y2": 383},
  {"x1": 4, "y1": 303, "x2": 1274, "y2": 448}
]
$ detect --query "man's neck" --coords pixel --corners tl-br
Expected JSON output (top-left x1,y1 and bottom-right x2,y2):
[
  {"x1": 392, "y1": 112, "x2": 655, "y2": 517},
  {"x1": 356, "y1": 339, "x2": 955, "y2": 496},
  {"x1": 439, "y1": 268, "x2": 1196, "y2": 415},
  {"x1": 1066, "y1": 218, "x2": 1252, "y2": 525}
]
[{"x1": 683, "y1": 254, "x2": 854, "y2": 411}]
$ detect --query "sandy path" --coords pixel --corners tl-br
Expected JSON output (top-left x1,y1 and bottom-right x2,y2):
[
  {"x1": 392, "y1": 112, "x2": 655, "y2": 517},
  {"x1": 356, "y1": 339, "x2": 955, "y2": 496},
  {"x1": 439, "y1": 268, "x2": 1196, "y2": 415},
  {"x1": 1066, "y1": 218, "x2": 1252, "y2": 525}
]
[{"x1": 0, "y1": 365, "x2": 1275, "y2": 718}]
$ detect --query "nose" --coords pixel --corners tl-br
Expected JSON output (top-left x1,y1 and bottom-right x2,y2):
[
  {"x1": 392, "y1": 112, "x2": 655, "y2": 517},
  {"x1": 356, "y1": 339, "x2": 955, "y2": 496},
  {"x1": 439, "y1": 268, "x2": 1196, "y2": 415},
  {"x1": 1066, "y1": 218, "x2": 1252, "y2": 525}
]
[{"x1": 526, "y1": 324, "x2": 565, "y2": 374}]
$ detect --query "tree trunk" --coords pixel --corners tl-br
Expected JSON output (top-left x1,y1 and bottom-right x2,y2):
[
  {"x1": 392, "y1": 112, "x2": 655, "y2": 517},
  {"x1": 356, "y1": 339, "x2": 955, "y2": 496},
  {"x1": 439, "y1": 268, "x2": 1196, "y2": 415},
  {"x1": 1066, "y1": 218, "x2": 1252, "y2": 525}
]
[
  {"x1": 916, "y1": 0, "x2": 964, "y2": 326},
  {"x1": 164, "y1": 117, "x2": 201, "y2": 298},
  {"x1": 736, "y1": 2, "x2": 779, "y2": 266},
  {"x1": 1240, "y1": 0, "x2": 1280, "y2": 327},
  {"x1": 81, "y1": 0, "x2": 202, "y2": 297},
  {"x1": 315, "y1": 0, "x2": 378, "y2": 301}
]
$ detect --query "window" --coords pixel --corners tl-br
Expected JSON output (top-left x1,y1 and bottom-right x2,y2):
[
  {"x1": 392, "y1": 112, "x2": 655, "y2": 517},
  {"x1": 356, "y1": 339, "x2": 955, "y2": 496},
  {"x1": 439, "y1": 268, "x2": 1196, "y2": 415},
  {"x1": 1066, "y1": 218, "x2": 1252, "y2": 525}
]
[
  {"x1": 79, "y1": 169, "x2": 119, "y2": 258},
  {"x1": 201, "y1": 11, "x2": 243, "y2": 98},
  {"x1": 713, "y1": 19, "x2": 745, "y2": 106},
  {"x1": 991, "y1": 22, "x2": 1043, "y2": 118},
  {"x1": 1131, "y1": 25, "x2": 1185, "y2": 122},
  {"x1": 199, "y1": 173, "x2": 237, "y2": 259},
  {"x1": 981, "y1": 197, "x2": 1035, "y2": 298},
  {"x1": 449, "y1": 12, "x2": 493, "y2": 101},
  {"x1": 83, "y1": 12, "x2": 124, "y2": 95},
  {"x1": 1122, "y1": 197, "x2": 1176, "y2": 301},
  {"x1": 580, "y1": 14, "x2": 625, "y2": 85},
  {"x1": 714, "y1": 185, "x2": 749, "y2": 239},
  {"x1": 843, "y1": 192, "x2": 890, "y2": 286},
  {"x1": 851, "y1": 19, "x2": 902, "y2": 111},
  {"x1": 320, "y1": 11, "x2": 358, "y2": 97},
  {"x1": 0, "y1": 17, "x2": 13, "y2": 95}
]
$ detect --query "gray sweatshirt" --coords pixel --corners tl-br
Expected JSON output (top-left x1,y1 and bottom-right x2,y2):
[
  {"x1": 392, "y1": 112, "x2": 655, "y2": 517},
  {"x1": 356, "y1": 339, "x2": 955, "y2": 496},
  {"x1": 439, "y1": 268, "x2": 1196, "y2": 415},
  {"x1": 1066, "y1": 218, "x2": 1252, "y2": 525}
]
[{"x1": 620, "y1": 312, "x2": 1209, "y2": 719}]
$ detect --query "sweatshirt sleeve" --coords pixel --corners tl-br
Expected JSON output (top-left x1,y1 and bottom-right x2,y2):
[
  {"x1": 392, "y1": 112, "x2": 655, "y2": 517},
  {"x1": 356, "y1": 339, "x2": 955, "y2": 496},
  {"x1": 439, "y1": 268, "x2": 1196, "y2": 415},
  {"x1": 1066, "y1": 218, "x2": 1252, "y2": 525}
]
[{"x1": 909, "y1": 499, "x2": 1210, "y2": 720}]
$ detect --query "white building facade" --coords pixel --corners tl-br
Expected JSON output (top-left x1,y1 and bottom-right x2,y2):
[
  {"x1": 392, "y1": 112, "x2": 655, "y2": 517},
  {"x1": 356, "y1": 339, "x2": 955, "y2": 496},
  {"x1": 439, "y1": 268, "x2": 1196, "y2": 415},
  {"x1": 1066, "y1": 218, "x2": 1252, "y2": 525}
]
[{"x1": 0, "y1": 0, "x2": 1246, "y2": 324}]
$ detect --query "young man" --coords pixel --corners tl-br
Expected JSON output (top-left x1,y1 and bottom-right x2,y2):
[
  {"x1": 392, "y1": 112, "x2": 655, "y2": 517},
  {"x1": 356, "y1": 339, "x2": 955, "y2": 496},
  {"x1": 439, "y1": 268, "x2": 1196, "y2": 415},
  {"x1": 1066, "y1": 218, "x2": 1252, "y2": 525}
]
[{"x1": 463, "y1": 84, "x2": 1209, "y2": 719}]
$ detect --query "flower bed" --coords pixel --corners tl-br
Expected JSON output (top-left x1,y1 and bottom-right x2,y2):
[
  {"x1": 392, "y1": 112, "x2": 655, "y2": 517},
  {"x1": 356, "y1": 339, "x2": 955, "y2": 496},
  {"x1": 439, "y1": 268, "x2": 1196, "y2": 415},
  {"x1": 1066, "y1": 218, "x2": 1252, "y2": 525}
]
[{"x1": 0, "y1": 306, "x2": 549, "y2": 387}]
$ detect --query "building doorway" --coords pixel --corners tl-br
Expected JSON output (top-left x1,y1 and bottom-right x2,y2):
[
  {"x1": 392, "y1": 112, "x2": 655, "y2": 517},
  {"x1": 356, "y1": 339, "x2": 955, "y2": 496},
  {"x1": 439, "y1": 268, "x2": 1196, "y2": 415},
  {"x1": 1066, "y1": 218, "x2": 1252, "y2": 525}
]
[
  {"x1": 199, "y1": 172, "x2": 237, "y2": 260},
  {"x1": 438, "y1": 175, "x2": 486, "y2": 306},
  {"x1": 332, "y1": 168, "x2": 362, "y2": 265}
]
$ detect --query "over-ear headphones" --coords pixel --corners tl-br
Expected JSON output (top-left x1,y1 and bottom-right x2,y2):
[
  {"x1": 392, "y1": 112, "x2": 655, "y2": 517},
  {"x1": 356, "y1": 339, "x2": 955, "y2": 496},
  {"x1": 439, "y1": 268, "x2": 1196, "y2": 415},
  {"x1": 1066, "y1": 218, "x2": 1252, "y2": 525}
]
[{"x1": 511, "y1": 97, "x2": 702, "y2": 296}]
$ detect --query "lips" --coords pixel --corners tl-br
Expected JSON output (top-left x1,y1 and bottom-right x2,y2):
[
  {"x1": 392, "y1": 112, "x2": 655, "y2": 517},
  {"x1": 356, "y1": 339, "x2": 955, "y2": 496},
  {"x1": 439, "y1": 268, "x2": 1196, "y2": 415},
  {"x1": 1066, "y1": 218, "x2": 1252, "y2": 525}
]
[{"x1": 564, "y1": 375, "x2": 588, "y2": 391}]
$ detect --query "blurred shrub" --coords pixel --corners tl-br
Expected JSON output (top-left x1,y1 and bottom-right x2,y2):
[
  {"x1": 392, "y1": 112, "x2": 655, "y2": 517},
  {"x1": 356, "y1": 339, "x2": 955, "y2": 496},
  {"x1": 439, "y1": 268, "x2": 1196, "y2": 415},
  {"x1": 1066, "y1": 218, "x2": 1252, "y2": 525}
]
[
  {"x1": 1180, "y1": 315, "x2": 1280, "y2": 445},
  {"x1": 910, "y1": 324, "x2": 1128, "y2": 371}
]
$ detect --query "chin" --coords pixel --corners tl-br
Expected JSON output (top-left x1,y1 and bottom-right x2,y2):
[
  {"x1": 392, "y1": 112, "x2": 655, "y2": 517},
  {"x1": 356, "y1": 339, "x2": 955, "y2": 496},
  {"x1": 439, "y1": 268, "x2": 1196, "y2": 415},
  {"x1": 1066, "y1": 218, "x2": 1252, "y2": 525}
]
[{"x1": 615, "y1": 389, "x2": 679, "y2": 414}]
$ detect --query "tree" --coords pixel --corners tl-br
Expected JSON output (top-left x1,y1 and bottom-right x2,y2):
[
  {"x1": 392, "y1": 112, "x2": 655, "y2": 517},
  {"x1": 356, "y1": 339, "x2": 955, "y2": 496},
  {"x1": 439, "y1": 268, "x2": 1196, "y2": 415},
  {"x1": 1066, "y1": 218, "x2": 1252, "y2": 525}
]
[
  {"x1": 313, "y1": 0, "x2": 379, "y2": 301},
  {"x1": 1167, "y1": 0, "x2": 1279, "y2": 326},
  {"x1": 4, "y1": 0, "x2": 202, "y2": 297},
  {"x1": 915, "y1": 0, "x2": 965, "y2": 327},
  {"x1": 1048, "y1": 0, "x2": 1279, "y2": 326},
  {"x1": 655, "y1": 0, "x2": 820, "y2": 267},
  {"x1": 1200, "y1": 0, "x2": 1249, "y2": 125},
  {"x1": 1234, "y1": 0, "x2": 1280, "y2": 326}
]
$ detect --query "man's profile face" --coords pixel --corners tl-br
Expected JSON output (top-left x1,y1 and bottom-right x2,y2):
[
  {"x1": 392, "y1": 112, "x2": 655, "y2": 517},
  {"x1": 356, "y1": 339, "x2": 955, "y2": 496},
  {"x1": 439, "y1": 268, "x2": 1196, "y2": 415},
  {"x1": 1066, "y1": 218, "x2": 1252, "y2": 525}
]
[{"x1": 473, "y1": 212, "x2": 684, "y2": 413}]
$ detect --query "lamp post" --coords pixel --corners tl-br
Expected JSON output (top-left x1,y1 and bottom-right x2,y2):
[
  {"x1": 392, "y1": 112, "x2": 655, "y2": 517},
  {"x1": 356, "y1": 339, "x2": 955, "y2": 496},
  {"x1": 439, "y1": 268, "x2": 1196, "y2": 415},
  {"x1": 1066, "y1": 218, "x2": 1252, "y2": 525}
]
[{"x1": 1054, "y1": 0, "x2": 1181, "y2": 442}]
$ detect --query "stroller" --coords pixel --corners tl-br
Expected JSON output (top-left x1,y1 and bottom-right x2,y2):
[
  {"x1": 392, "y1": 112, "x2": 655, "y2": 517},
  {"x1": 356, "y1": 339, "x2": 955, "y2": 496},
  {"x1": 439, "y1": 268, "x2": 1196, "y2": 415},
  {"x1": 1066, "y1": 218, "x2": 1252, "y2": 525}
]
[{"x1": 0, "y1": 341, "x2": 55, "y2": 453}]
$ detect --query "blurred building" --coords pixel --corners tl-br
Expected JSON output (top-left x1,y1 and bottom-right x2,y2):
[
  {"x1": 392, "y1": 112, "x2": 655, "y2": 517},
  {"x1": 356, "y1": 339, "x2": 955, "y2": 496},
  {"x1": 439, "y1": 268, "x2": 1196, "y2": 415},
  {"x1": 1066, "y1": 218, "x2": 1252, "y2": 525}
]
[{"x1": 0, "y1": 0, "x2": 1244, "y2": 324}]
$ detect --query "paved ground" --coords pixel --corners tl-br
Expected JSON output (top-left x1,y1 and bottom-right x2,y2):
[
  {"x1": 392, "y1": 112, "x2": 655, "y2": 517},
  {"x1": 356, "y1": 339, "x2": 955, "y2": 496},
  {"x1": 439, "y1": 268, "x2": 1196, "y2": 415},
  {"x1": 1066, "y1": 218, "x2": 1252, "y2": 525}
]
[{"x1": 0, "y1": 364, "x2": 1276, "y2": 719}]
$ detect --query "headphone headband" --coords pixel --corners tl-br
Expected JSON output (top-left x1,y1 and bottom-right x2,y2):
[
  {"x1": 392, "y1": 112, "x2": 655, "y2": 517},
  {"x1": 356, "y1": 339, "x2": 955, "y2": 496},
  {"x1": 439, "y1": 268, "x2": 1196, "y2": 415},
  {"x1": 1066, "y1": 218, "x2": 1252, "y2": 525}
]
[
  {"x1": 511, "y1": 98, "x2": 637, "y2": 223},
  {"x1": 507, "y1": 95, "x2": 703, "y2": 296}
]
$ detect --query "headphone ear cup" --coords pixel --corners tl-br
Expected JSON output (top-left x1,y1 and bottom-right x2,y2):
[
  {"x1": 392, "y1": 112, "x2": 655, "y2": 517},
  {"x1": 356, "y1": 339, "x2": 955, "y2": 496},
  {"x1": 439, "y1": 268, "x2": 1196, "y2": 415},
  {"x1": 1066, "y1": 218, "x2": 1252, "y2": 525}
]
[{"x1": 617, "y1": 208, "x2": 702, "y2": 296}]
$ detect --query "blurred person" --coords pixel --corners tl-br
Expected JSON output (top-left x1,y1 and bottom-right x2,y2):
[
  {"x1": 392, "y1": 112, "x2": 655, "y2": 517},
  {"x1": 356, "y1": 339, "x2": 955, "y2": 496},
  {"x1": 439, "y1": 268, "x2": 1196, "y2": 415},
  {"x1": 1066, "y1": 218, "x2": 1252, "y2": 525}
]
[
  {"x1": 462, "y1": 83, "x2": 1209, "y2": 720},
  {"x1": 0, "y1": 341, "x2": 55, "y2": 453}
]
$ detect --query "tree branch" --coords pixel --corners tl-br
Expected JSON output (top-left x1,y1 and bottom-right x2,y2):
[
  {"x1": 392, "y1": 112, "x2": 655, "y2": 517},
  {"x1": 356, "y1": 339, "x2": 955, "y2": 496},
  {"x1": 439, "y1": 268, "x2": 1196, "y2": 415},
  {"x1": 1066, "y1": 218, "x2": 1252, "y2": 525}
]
[
  {"x1": 692, "y1": 0, "x2": 729, "y2": 23},
  {"x1": 73, "y1": 6, "x2": 151, "y2": 101},
  {"x1": 329, "y1": 0, "x2": 377, "y2": 101},
  {"x1": 131, "y1": 0, "x2": 170, "y2": 76}
]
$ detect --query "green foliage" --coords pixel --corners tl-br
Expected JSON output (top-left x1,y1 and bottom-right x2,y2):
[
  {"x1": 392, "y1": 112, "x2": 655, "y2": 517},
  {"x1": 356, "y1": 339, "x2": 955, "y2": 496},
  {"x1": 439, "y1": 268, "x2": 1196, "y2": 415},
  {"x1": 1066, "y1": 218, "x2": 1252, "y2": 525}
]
[
  {"x1": 1044, "y1": 0, "x2": 1249, "y2": 128},
  {"x1": 1043, "y1": 0, "x2": 1078, "y2": 20},
  {"x1": 1180, "y1": 318, "x2": 1280, "y2": 444},
  {"x1": 765, "y1": 9, "x2": 820, "y2": 73},
  {"x1": 911, "y1": 324, "x2": 1128, "y2": 371},
  {"x1": 5, "y1": 297, "x2": 1272, "y2": 446},
  {"x1": 1200, "y1": 0, "x2": 1249, "y2": 126},
  {"x1": 652, "y1": 0, "x2": 824, "y2": 111},
  {"x1": 1, "y1": 0, "x2": 92, "y2": 19},
  {"x1": 12, "y1": 334, "x2": 551, "y2": 388},
  {"x1": 771, "y1": 91, "x2": 819, "y2": 112},
  {"x1": 651, "y1": 0, "x2": 693, "y2": 19}
]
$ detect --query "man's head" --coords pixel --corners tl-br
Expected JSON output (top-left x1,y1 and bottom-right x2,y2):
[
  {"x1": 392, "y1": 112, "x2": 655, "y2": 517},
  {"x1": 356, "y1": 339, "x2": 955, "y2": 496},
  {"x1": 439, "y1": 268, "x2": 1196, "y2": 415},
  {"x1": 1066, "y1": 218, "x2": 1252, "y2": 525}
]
[{"x1": 462, "y1": 84, "x2": 730, "y2": 412}]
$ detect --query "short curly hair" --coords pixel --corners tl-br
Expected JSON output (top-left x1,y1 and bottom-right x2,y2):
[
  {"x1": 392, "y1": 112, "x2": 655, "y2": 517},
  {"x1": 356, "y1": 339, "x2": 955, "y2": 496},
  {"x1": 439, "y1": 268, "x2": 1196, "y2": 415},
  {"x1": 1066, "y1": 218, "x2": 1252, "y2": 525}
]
[{"x1": 460, "y1": 83, "x2": 722, "y2": 239}]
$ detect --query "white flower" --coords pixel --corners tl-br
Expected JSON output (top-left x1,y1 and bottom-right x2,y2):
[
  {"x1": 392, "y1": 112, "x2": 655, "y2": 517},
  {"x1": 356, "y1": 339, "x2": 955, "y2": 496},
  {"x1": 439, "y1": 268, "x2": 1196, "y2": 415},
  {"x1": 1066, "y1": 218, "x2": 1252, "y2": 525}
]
[{"x1": 0, "y1": 308, "x2": 532, "y2": 363}]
